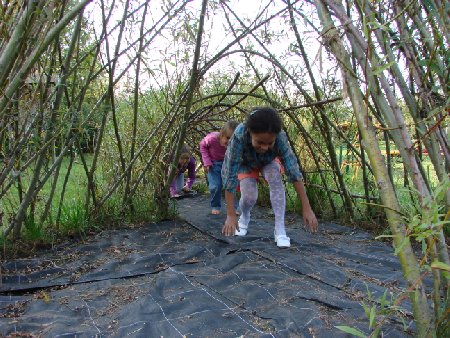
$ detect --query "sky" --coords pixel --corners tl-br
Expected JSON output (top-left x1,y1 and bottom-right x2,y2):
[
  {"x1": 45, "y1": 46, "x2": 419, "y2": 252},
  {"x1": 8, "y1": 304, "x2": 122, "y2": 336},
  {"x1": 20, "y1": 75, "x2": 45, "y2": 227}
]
[{"x1": 84, "y1": 0, "x2": 328, "y2": 93}]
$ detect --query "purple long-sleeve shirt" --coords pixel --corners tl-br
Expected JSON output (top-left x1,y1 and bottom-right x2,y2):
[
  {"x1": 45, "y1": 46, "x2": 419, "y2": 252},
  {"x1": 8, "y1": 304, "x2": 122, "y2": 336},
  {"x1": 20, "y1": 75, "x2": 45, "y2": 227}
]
[
  {"x1": 199, "y1": 132, "x2": 226, "y2": 167},
  {"x1": 170, "y1": 156, "x2": 196, "y2": 195}
]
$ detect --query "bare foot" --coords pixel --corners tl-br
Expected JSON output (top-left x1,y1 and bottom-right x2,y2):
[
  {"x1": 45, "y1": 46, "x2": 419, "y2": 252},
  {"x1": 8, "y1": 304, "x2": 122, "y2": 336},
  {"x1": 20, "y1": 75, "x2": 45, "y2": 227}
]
[{"x1": 211, "y1": 210, "x2": 221, "y2": 215}]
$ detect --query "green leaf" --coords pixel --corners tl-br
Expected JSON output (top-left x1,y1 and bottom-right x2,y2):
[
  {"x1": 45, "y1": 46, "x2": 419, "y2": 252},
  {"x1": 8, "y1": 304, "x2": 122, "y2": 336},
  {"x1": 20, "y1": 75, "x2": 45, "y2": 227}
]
[
  {"x1": 373, "y1": 327, "x2": 381, "y2": 338},
  {"x1": 372, "y1": 61, "x2": 395, "y2": 75},
  {"x1": 418, "y1": 59, "x2": 429, "y2": 67},
  {"x1": 367, "y1": 21, "x2": 388, "y2": 31},
  {"x1": 369, "y1": 306, "x2": 377, "y2": 328},
  {"x1": 335, "y1": 326, "x2": 367, "y2": 337},
  {"x1": 421, "y1": 240, "x2": 427, "y2": 254},
  {"x1": 379, "y1": 290, "x2": 388, "y2": 312},
  {"x1": 431, "y1": 261, "x2": 450, "y2": 272},
  {"x1": 422, "y1": 0, "x2": 436, "y2": 12},
  {"x1": 362, "y1": 302, "x2": 370, "y2": 318},
  {"x1": 434, "y1": 178, "x2": 450, "y2": 200},
  {"x1": 365, "y1": 284, "x2": 372, "y2": 300}
]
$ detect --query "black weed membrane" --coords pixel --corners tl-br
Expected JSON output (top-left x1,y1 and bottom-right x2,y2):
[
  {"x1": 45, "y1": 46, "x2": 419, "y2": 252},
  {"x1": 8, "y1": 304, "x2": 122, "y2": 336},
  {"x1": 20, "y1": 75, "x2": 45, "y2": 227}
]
[{"x1": 1, "y1": 194, "x2": 414, "y2": 337}]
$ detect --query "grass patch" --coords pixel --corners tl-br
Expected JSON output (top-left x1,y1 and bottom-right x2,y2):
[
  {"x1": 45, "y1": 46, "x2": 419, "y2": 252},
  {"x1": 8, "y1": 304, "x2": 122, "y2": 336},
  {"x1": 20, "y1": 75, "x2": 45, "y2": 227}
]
[
  {"x1": 58, "y1": 199, "x2": 90, "y2": 235},
  {"x1": 0, "y1": 154, "x2": 174, "y2": 254}
]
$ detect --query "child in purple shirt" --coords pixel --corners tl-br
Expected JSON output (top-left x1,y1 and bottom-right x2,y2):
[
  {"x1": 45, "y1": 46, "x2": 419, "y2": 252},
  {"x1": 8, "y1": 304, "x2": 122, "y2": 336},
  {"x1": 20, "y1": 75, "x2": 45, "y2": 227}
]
[
  {"x1": 170, "y1": 145, "x2": 196, "y2": 198},
  {"x1": 200, "y1": 121, "x2": 238, "y2": 214}
]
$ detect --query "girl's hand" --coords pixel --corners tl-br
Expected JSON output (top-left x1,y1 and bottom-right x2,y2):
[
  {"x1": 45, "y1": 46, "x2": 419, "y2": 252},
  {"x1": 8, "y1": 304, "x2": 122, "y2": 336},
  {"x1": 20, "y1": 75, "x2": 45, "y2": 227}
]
[
  {"x1": 182, "y1": 186, "x2": 190, "y2": 192},
  {"x1": 204, "y1": 166, "x2": 210, "y2": 173},
  {"x1": 293, "y1": 180, "x2": 318, "y2": 233},
  {"x1": 303, "y1": 208, "x2": 318, "y2": 233},
  {"x1": 222, "y1": 214, "x2": 238, "y2": 236}
]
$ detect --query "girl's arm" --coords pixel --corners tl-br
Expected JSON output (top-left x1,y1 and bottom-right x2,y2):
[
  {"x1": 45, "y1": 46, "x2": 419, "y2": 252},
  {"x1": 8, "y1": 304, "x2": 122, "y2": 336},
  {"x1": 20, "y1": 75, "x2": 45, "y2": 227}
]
[
  {"x1": 222, "y1": 190, "x2": 238, "y2": 236},
  {"x1": 293, "y1": 180, "x2": 318, "y2": 232}
]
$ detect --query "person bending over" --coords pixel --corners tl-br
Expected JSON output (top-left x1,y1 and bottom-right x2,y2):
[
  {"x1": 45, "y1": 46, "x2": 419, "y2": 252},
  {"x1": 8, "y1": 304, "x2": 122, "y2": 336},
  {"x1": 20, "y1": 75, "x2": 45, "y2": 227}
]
[
  {"x1": 200, "y1": 120, "x2": 239, "y2": 214},
  {"x1": 221, "y1": 107, "x2": 318, "y2": 248}
]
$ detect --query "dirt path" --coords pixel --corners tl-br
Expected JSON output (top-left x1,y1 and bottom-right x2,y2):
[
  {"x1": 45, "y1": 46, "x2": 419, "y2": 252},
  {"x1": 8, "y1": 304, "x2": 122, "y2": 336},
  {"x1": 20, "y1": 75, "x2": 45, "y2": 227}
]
[{"x1": 1, "y1": 194, "x2": 413, "y2": 337}]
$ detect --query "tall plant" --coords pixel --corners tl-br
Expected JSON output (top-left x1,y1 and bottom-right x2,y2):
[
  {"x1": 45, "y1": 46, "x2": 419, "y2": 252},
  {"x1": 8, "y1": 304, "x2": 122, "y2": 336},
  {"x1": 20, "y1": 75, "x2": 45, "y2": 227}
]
[{"x1": 313, "y1": 0, "x2": 449, "y2": 335}]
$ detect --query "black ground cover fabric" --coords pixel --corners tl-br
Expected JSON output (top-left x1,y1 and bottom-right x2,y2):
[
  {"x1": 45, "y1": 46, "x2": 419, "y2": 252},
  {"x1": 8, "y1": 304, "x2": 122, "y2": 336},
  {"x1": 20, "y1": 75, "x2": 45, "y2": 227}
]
[{"x1": 1, "y1": 194, "x2": 414, "y2": 337}]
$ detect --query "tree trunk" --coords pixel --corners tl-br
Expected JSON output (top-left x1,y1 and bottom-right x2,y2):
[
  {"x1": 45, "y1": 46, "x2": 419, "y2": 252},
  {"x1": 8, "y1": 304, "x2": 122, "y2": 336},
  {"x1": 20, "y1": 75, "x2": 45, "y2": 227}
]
[{"x1": 314, "y1": 0, "x2": 433, "y2": 334}]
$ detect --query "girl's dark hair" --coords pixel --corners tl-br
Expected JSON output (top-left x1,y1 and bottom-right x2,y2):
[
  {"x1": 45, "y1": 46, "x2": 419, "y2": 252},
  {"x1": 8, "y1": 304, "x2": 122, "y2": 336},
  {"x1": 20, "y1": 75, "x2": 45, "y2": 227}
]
[{"x1": 246, "y1": 107, "x2": 281, "y2": 134}]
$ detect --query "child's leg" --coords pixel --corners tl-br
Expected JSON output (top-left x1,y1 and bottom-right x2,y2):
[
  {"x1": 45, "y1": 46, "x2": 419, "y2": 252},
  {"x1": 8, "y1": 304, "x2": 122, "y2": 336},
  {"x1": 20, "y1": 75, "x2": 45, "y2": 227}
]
[
  {"x1": 170, "y1": 174, "x2": 181, "y2": 197},
  {"x1": 175, "y1": 173, "x2": 184, "y2": 193},
  {"x1": 238, "y1": 177, "x2": 258, "y2": 226},
  {"x1": 207, "y1": 161, "x2": 222, "y2": 212},
  {"x1": 261, "y1": 161, "x2": 286, "y2": 236}
]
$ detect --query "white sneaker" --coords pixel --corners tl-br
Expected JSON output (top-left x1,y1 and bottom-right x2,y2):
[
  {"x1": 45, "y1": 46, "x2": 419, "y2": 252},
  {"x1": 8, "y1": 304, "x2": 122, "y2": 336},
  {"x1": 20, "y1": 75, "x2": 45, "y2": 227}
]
[
  {"x1": 235, "y1": 221, "x2": 248, "y2": 236},
  {"x1": 274, "y1": 231, "x2": 290, "y2": 248}
]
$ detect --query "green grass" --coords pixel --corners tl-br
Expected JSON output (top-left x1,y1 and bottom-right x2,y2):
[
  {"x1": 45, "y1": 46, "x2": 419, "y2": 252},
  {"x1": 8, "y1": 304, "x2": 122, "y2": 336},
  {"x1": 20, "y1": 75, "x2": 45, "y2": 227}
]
[
  {"x1": 1, "y1": 155, "x2": 91, "y2": 245},
  {"x1": 58, "y1": 199, "x2": 89, "y2": 234},
  {"x1": 0, "y1": 154, "x2": 170, "y2": 248},
  {"x1": 1, "y1": 155, "x2": 88, "y2": 212}
]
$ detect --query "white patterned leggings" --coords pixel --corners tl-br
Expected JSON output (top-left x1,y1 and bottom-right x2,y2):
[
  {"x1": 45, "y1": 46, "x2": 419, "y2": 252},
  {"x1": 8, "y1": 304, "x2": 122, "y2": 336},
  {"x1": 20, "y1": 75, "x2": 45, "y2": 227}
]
[{"x1": 238, "y1": 160, "x2": 287, "y2": 236}]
